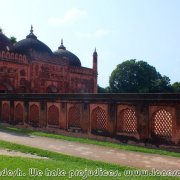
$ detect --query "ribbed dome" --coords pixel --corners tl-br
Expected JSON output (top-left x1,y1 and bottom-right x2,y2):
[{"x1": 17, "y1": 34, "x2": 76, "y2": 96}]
[
  {"x1": 13, "y1": 26, "x2": 53, "y2": 59},
  {"x1": 0, "y1": 32, "x2": 13, "y2": 51},
  {"x1": 54, "y1": 39, "x2": 81, "y2": 67}
]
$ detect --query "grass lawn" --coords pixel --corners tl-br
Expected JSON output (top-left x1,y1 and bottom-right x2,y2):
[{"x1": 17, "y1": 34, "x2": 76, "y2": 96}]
[
  {"x1": 0, "y1": 140, "x2": 126, "y2": 180},
  {"x1": 0, "y1": 124, "x2": 179, "y2": 158},
  {"x1": 0, "y1": 140, "x2": 178, "y2": 180}
]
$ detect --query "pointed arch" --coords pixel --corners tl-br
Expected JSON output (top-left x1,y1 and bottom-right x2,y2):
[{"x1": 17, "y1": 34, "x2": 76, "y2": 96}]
[
  {"x1": 68, "y1": 106, "x2": 81, "y2": 128},
  {"x1": 2, "y1": 103, "x2": 10, "y2": 123},
  {"x1": 152, "y1": 109, "x2": 172, "y2": 138},
  {"x1": 91, "y1": 106, "x2": 107, "y2": 132},
  {"x1": 117, "y1": 108, "x2": 137, "y2": 133},
  {"x1": 14, "y1": 103, "x2": 23, "y2": 124},
  {"x1": 48, "y1": 105, "x2": 59, "y2": 126},
  {"x1": 29, "y1": 104, "x2": 39, "y2": 127}
]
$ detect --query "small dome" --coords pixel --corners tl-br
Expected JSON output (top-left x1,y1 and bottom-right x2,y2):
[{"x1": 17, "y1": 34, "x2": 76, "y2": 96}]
[
  {"x1": 13, "y1": 26, "x2": 53, "y2": 59},
  {"x1": 0, "y1": 32, "x2": 13, "y2": 51},
  {"x1": 54, "y1": 39, "x2": 81, "y2": 67}
]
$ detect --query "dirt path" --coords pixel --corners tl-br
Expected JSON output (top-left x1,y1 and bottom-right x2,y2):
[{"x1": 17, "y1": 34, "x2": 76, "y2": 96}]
[{"x1": 0, "y1": 131, "x2": 179, "y2": 171}]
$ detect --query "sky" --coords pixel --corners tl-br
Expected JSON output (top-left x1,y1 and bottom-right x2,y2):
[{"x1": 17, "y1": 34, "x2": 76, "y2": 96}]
[{"x1": 0, "y1": 0, "x2": 180, "y2": 87}]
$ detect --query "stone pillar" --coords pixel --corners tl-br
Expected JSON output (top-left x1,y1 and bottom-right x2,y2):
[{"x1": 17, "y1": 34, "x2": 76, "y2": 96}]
[
  {"x1": 59, "y1": 102, "x2": 67, "y2": 129},
  {"x1": 81, "y1": 102, "x2": 90, "y2": 133},
  {"x1": 40, "y1": 101, "x2": 47, "y2": 128},
  {"x1": 10, "y1": 100, "x2": 14, "y2": 125},
  {"x1": 135, "y1": 103, "x2": 149, "y2": 140},
  {"x1": 174, "y1": 106, "x2": 180, "y2": 145},
  {"x1": 0, "y1": 100, "x2": 2, "y2": 122},
  {"x1": 108, "y1": 103, "x2": 117, "y2": 136},
  {"x1": 24, "y1": 101, "x2": 29, "y2": 125}
]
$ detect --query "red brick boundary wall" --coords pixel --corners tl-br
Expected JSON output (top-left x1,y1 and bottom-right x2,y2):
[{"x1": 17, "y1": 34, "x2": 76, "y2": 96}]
[{"x1": 0, "y1": 93, "x2": 180, "y2": 145}]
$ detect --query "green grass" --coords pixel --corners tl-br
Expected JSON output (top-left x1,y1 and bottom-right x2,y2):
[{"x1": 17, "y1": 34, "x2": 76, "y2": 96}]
[
  {"x1": 0, "y1": 140, "x2": 178, "y2": 180},
  {"x1": 0, "y1": 125, "x2": 179, "y2": 179},
  {"x1": 0, "y1": 140, "x2": 128, "y2": 180},
  {"x1": 0, "y1": 124, "x2": 179, "y2": 158}
]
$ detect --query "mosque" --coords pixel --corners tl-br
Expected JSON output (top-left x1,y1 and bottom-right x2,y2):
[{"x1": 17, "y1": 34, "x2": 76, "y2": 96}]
[{"x1": 0, "y1": 26, "x2": 98, "y2": 93}]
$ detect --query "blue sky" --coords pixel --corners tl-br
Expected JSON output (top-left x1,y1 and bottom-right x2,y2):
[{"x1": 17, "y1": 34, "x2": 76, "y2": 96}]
[{"x1": 1, "y1": 0, "x2": 180, "y2": 87}]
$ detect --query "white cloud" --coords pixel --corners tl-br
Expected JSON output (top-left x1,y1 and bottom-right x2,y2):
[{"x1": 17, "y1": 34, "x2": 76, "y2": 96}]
[
  {"x1": 95, "y1": 29, "x2": 109, "y2": 38},
  {"x1": 79, "y1": 28, "x2": 109, "y2": 39},
  {"x1": 78, "y1": 32, "x2": 92, "y2": 38},
  {"x1": 48, "y1": 8, "x2": 87, "y2": 26}
]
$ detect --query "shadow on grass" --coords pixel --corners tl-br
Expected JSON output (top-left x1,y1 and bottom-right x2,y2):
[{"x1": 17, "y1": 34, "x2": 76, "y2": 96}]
[
  {"x1": 0, "y1": 123, "x2": 180, "y2": 157},
  {"x1": 0, "y1": 123, "x2": 33, "y2": 138}
]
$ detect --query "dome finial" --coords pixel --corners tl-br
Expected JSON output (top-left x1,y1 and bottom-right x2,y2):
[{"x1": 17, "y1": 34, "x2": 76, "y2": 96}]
[
  {"x1": 26, "y1": 25, "x2": 37, "y2": 39},
  {"x1": 58, "y1": 38, "x2": 66, "y2": 50},
  {"x1": 30, "y1": 25, "x2": 33, "y2": 34}
]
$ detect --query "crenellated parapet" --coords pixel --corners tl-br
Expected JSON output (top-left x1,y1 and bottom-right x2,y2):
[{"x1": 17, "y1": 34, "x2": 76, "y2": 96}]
[
  {"x1": 0, "y1": 51, "x2": 28, "y2": 64},
  {"x1": 70, "y1": 66, "x2": 94, "y2": 75}
]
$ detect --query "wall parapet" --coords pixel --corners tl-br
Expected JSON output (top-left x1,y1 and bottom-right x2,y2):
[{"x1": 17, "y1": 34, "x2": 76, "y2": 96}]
[{"x1": 0, "y1": 93, "x2": 180, "y2": 145}]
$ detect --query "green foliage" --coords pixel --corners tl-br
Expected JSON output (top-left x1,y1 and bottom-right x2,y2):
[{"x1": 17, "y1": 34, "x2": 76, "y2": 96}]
[
  {"x1": 172, "y1": 82, "x2": 180, "y2": 92},
  {"x1": 98, "y1": 85, "x2": 110, "y2": 93},
  {"x1": 151, "y1": 75, "x2": 173, "y2": 93},
  {"x1": 109, "y1": 59, "x2": 172, "y2": 93},
  {"x1": 10, "y1": 36, "x2": 17, "y2": 44}
]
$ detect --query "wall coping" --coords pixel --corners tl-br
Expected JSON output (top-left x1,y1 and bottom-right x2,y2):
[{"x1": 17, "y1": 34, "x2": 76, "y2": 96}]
[{"x1": 1, "y1": 93, "x2": 180, "y2": 103}]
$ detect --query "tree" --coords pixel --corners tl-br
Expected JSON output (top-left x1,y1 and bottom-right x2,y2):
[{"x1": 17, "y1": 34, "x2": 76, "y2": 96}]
[
  {"x1": 172, "y1": 82, "x2": 180, "y2": 92},
  {"x1": 151, "y1": 75, "x2": 173, "y2": 93},
  {"x1": 10, "y1": 36, "x2": 17, "y2": 44},
  {"x1": 98, "y1": 85, "x2": 110, "y2": 93},
  {"x1": 109, "y1": 59, "x2": 172, "y2": 93}
]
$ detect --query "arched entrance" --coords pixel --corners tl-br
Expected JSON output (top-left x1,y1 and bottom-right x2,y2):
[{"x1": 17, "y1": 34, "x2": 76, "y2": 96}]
[
  {"x1": 0, "y1": 84, "x2": 7, "y2": 93},
  {"x1": 46, "y1": 85, "x2": 58, "y2": 93},
  {"x1": 0, "y1": 83, "x2": 13, "y2": 93}
]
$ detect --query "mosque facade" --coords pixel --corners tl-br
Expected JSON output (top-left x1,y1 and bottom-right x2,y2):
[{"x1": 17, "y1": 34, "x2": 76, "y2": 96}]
[{"x1": 0, "y1": 26, "x2": 98, "y2": 93}]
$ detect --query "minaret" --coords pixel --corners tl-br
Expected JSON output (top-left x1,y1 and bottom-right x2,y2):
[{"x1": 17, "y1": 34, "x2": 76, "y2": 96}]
[
  {"x1": 93, "y1": 48, "x2": 98, "y2": 71},
  {"x1": 93, "y1": 48, "x2": 98, "y2": 93}
]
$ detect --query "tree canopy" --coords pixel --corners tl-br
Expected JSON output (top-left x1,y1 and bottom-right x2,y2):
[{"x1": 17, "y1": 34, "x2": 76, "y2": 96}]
[
  {"x1": 98, "y1": 85, "x2": 110, "y2": 93},
  {"x1": 172, "y1": 82, "x2": 180, "y2": 93},
  {"x1": 109, "y1": 59, "x2": 172, "y2": 93},
  {"x1": 10, "y1": 36, "x2": 17, "y2": 44}
]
